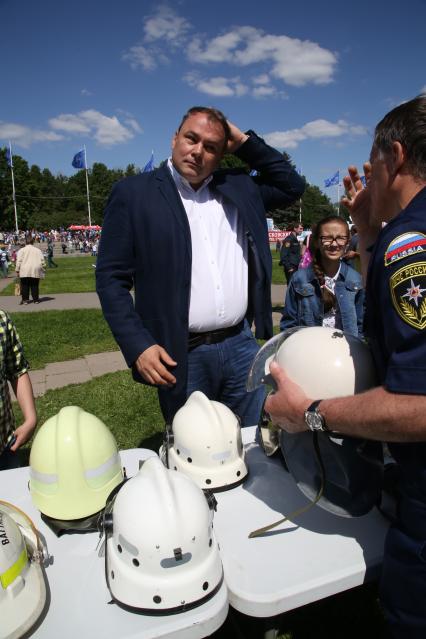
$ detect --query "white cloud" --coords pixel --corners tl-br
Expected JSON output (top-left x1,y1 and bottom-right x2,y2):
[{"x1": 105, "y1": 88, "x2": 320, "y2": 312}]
[
  {"x1": 252, "y1": 85, "x2": 277, "y2": 98},
  {"x1": 121, "y1": 45, "x2": 166, "y2": 71},
  {"x1": 1, "y1": 110, "x2": 141, "y2": 149},
  {"x1": 49, "y1": 114, "x2": 91, "y2": 134},
  {"x1": 122, "y1": 6, "x2": 189, "y2": 70},
  {"x1": 49, "y1": 110, "x2": 139, "y2": 145},
  {"x1": 143, "y1": 5, "x2": 191, "y2": 45},
  {"x1": 184, "y1": 73, "x2": 248, "y2": 97},
  {"x1": 264, "y1": 119, "x2": 367, "y2": 149},
  {"x1": 122, "y1": 8, "x2": 338, "y2": 93},
  {"x1": 124, "y1": 117, "x2": 143, "y2": 134},
  {"x1": 81, "y1": 88, "x2": 93, "y2": 96},
  {"x1": 421, "y1": 85, "x2": 426, "y2": 94},
  {"x1": 252, "y1": 74, "x2": 270, "y2": 86},
  {"x1": 0, "y1": 122, "x2": 63, "y2": 148},
  {"x1": 188, "y1": 26, "x2": 337, "y2": 87}
]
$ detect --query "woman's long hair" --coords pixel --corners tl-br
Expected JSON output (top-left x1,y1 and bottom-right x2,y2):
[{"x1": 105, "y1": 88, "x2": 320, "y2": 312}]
[{"x1": 310, "y1": 216, "x2": 349, "y2": 312}]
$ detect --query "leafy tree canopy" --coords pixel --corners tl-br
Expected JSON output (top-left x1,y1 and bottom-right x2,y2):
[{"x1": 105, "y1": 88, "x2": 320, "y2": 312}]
[{"x1": 0, "y1": 147, "x2": 335, "y2": 231}]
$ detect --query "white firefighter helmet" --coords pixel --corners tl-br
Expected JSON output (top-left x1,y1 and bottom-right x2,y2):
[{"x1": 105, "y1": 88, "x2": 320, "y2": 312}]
[
  {"x1": 274, "y1": 326, "x2": 377, "y2": 398},
  {"x1": 247, "y1": 326, "x2": 377, "y2": 395},
  {"x1": 160, "y1": 391, "x2": 248, "y2": 491},
  {"x1": 105, "y1": 456, "x2": 223, "y2": 612},
  {"x1": 29, "y1": 406, "x2": 123, "y2": 521},
  {"x1": 247, "y1": 327, "x2": 383, "y2": 518},
  {"x1": 0, "y1": 501, "x2": 48, "y2": 639}
]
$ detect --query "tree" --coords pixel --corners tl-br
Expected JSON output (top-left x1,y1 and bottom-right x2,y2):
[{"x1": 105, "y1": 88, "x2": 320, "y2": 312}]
[
  {"x1": 219, "y1": 154, "x2": 249, "y2": 171},
  {"x1": 269, "y1": 176, "x2": 335, "y2": 229}
]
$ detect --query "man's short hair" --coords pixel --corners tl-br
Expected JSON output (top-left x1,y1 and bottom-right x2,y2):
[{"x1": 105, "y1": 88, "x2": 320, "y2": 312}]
[
  {"x1": 177, "y1": 106, "x2": 231, "y2": 149},
  {"x1": 373, "y1": 94, "x2": 426, "y2": 181}
]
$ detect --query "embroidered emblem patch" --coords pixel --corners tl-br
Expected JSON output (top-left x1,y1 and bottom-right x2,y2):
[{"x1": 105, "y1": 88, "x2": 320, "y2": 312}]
[
  {"x1": 284, "y1": 242, "x2": 290, "y2": 248},
  {"x1": 384, "y1": 232, "x2": 426, "y2": 266},
  {"x1": 390, "y1": 262, "x2": 426, "y2": 329}
]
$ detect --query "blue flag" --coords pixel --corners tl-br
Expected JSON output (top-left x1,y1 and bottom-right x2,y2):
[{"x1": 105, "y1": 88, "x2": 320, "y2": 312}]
[
  {"x1": 72, "y1": 149, "x2": 86, "y2": 169},
  {"x1": 324, "y1": 170, "x2": 339, "y2": 188},
  {"x1": 5, "y1": 145, "x2": 12, "y2": 168},
  {"x1": 142, "y1": 152, "x2": 154, "y2": 173},
  {"x1": 249, "y1": 169, "x2": 258, "y2": 176}
]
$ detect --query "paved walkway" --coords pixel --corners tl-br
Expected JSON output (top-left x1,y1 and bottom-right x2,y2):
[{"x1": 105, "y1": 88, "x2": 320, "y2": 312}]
[{"x1": 0, "y1": 276, "x2": 286, "y2": 397}]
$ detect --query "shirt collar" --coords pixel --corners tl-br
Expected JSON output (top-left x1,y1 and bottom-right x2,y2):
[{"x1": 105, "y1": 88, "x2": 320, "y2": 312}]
[{"x1": 167, "y1": 158, "x2": 213, "y2": 194}]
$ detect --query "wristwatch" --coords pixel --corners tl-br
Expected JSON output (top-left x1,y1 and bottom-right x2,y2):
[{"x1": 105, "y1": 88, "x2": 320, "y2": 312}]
[{"x1": 304, "y1": 400, "x2": 328, "y2": 432}]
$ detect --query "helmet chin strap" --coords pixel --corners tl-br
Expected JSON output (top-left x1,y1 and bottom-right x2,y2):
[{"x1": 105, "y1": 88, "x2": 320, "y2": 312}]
[{"x1": 248, "y1": 432, "x2": 326, "y2": 539}]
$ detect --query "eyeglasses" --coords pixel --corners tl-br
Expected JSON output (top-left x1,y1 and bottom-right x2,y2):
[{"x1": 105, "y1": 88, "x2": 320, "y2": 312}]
[{"x1": 319, "y1": 235, "x2": 349, "y2": 247}]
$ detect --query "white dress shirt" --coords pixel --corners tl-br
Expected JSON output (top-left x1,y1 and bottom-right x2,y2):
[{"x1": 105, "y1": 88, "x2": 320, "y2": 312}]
[{"x1": 168, "y1": 159, "x2": 248, "y2": 331}]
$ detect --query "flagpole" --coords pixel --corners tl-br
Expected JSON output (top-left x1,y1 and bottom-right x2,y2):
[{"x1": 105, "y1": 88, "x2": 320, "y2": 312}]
[
  {"x1": 83, "y1": 145, "x2": 92, "y2": 226},
  {"x1": 8, "y1": 142, "x2": 19, "y2": 234},
  {"x1": 336, "y1": 169, "x2": 340, "y2": 216},
  {"x1": 298, "y1": 166, "x2": 302, "y2": 224}
]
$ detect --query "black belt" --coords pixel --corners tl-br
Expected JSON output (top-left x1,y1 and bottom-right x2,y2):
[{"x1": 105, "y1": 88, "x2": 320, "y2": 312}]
[{"x1": 188, "y1": 322, "x2": 243, "y2": 350}]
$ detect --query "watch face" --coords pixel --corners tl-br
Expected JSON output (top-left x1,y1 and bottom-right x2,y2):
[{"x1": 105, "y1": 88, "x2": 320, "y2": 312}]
[{"x1": 305, "y1": 410, "x2": 323, "y2": 431}]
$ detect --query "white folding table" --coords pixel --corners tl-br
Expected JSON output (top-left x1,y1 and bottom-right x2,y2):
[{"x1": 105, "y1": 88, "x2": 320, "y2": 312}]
[
  {"x1": 2, "y1": 427, "x2": 390, "y2": 637},
  {"x1": 213, "y1": 426, "x2": 389, "y2": 618},
  {"x1": 0, "y1": 448, "x2": 228, "y2": 639}
]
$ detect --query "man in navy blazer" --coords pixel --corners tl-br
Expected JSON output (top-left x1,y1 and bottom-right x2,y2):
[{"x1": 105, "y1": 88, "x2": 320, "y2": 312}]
[{"x1": 96, "y1": 106, "x2": 304, "y2": 425}]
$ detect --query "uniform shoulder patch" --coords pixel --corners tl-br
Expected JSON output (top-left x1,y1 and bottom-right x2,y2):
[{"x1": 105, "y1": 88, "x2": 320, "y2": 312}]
[
  {"x1": 384, "y1": 232, "x2": 426, "y2": 266},
  {"x1": 284, "y1": 242, "x2": 290, "y2": 247},
  {"x1": 390, "y1": 261, "x2": 426, "y2": 329}
]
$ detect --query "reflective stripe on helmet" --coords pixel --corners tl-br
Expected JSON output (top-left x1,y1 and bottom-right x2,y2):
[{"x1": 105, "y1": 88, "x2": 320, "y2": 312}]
[
  {"x1": 29, "y1": 468, "x2": 58, "y2": 484},
  {"x1": 0, "y1": 547, "x2": 27, "y2": 589},
  {"x1": 84, "y1": 453, "x2": 121, "y2": 489}
]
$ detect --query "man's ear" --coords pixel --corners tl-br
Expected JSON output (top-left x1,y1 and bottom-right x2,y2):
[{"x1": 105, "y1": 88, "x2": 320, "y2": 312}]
[
  {"x1": 171, "y1": 131, "x2": 178, "y2": 150},
  {"x1": 391, "y1": 141, "x2": 406, "y2": 175}
]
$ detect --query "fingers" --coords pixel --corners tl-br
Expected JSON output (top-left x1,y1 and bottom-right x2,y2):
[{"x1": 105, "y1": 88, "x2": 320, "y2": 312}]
[
  {"x1": 363, "y1": 161, "x2": 372, "y2": 181},
  {"x1": 226, "y1": 120, "x2": 249, "y2": 153},
  {"x1": 10, "y1": 424, "x2": 34, "y2": 451},
  {"x1": 158, "y1": 347, "x2": 177, "y2": 368},
  {"x1": 268, "y1": 361, "x2": 288, "y2": 390},
  {"x1": 135, "y1": 345, "x2": 177, "y2": 386}
]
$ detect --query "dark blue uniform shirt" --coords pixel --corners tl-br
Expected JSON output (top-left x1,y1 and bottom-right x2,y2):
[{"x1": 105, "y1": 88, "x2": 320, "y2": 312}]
[{"x1": 365, "y1": 186, "x2": 426, "y2": 520}]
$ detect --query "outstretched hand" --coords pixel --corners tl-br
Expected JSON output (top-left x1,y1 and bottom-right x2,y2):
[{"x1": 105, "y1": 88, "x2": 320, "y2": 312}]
[{"x1": 341, "y1": 163, "x2": 376, "y2": 233}]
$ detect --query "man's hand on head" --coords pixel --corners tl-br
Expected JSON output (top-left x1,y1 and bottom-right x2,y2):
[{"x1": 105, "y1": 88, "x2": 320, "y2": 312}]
[
  {"x1": 135, "y1": 345, "x2": 177, "y2": 386},
  {"x1": 226, "y1": 121, "x2": 249, "y2": 154}
]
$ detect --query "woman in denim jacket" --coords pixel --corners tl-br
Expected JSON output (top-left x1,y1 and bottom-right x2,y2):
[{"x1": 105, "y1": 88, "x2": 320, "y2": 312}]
[{"x1": 280, "y1": 216, "x2": 364, "y2": 337}]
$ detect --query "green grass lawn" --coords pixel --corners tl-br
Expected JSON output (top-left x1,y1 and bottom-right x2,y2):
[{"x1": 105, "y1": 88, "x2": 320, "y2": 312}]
[
  {"x1": 10, "y1": 309, "x2": 118, "y2": 369},
  {"x1": 14, "y1": 370, "x2": 164, "y2": 460},
  {"x1": 272, "y1": 248, "x2": 286, "y2": 285},
  {"x1": 1, "y1": 256, "x2": 96, "y2": 295},
  {"x1": 2, "y1": 253, "x2": 285, "y2": 294}
]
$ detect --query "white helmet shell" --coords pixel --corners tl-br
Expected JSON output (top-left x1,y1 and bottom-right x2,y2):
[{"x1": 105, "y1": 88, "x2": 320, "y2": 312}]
[
  {"x1": 105, "y1": 456, "x2": 223, "y2": 612},
  {"x1": 161, "y1": 391, "x2": 248, "y2": 490},
  {"x1": 0, "y1": 504, "x2": 47, "y2": 639},
  {"x1": 274, "y1": 327, "x2": 377, "y2": 397}
]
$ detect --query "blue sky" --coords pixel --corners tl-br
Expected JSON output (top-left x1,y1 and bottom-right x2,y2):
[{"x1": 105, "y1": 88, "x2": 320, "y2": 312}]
[{"x1": 1, "y1": 0, "x2": 425, "y2": 195}]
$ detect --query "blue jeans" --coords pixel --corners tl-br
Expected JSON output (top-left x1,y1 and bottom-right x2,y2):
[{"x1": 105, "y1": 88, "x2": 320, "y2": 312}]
[{"x1": 186, "y1": 321, "x2": 265, "y2": 427}]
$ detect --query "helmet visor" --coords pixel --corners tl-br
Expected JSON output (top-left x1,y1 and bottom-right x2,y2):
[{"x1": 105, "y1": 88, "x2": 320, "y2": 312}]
[{"x1": 246, "y1": 327, "x2": 302, "y2": 391}]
